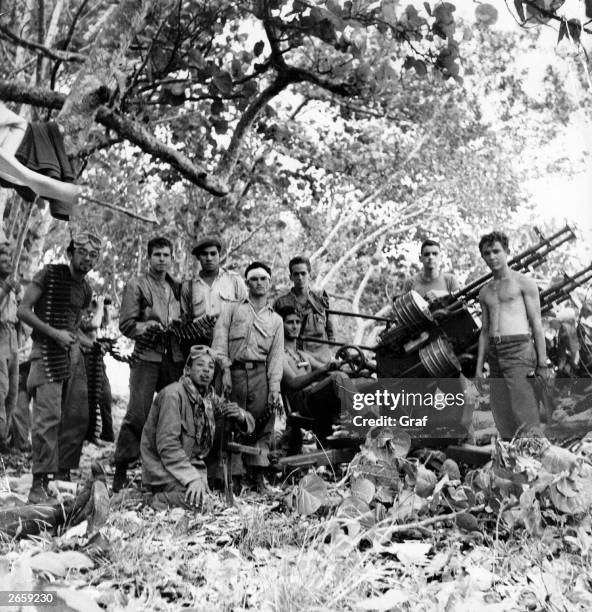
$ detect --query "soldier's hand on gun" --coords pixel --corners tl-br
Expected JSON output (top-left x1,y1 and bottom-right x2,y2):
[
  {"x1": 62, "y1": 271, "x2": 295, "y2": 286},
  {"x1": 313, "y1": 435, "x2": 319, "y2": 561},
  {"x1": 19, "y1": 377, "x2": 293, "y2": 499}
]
[
  {"x1": 185, "y1": 472, "x2": 209, "y2": 508},
  {"x1": 220, "y1": 402, "x2": 242, "y2": 421},
  {"x1": 268, "y1": 391, "x2": 284, "y2": 414},
  {"x1": 52, "y1": 329, "x2": 76, "y2": 348},
  {"x1": 138, "y1": 320, "x2": 163, "y2": 335},
  {"x1": 327, "y1": 358, "x2": 343, "y2": 372}
]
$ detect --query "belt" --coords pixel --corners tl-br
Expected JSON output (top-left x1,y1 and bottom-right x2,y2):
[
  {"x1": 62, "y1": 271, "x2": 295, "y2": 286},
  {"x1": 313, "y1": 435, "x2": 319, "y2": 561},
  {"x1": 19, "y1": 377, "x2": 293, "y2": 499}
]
[
  {"x1": 489, "y1": 334, "x2": 531, "y2": 345},
  {"x1": 230, "y1": 360, "x2": 265, "y2": 371}
]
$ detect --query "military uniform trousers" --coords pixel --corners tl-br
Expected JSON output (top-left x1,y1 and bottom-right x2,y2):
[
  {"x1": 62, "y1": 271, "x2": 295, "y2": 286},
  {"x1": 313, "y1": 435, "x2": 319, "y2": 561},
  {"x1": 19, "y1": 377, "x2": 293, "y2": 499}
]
[{"x1": 27, "y1": 343, "x2": 88, "y2": 474}]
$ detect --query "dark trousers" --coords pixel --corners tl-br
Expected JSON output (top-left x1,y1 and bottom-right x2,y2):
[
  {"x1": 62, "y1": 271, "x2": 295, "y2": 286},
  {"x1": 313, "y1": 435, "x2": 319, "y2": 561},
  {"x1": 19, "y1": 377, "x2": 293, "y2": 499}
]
[
  {"x1": 230, "y1": 366, "x2": 271, "y2": 468},
  {"x1": 488, "y1": 339, "x2": 540, "y2": 439},
  {"x1": 27, "y1": 344, "x2": 89, "y2": 473},
  {"x1": 114, "y1": 357, "x2": 184, "y2": 465}
]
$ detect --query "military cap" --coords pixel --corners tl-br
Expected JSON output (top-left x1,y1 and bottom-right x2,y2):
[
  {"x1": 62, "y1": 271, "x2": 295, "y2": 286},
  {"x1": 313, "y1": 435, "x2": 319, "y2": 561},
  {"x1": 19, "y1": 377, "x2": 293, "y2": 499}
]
[{"x1": 192, "y1": 235, "x2": 223, "y2": 256}]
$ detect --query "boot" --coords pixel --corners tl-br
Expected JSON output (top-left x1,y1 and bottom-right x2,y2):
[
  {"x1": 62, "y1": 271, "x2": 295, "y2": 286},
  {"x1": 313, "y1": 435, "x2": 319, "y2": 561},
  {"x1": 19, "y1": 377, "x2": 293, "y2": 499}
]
[
  {"x1": 54, "y1": 469, "x2": 71, "y2": 482},
  {"x1": 232, "y1": 475, "x2": 242, "y2": 497},
  {"x1": 112, "y1": 462, "x2": 129, "y2": 493},
  {"x1": 252, "y1": 467, "x2": 270, "y2": 494},
  {"x1": 28, "y1": 474, "x2": 52, "y2": 504}
]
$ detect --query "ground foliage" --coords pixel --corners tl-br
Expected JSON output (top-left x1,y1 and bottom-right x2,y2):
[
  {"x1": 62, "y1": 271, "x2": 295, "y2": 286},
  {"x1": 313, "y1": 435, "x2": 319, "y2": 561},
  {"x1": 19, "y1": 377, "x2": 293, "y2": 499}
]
[{"x1": 1, "y1": 402, "x2": 592, "y2": 610}]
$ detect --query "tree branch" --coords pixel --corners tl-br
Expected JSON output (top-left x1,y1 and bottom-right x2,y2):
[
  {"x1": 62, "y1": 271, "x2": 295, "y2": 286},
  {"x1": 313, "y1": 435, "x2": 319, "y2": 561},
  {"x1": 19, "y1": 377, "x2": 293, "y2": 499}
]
[
  {"x1": 217, "y1": 75, "x2": 291, "y2": 182},
  {"x1": 0, "y1": 24, "x2": 86, "y2": 63},
  {"x1": 0, "y1": 79, "x2": 228, "y2": 196},
  {"x1": 79, "y1": 192, "x2": 158, "y2": 224}
]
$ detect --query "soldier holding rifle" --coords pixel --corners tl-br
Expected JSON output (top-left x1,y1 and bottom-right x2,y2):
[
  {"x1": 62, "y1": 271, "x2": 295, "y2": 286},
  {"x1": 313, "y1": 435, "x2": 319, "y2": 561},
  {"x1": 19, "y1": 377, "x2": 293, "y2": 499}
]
[
  {"x1": 475, "y1": 231, "x2": 550, "y2": 439},
  {"x1": 113, "y1": 236, "x2": 184, "y2": 492}
]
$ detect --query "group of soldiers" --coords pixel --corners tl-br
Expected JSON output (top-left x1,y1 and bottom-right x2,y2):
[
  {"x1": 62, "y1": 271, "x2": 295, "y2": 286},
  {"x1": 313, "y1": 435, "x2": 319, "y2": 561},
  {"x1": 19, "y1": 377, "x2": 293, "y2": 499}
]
[{"x1": 0, "y1": 229, "x2": 558, "y2": 508}]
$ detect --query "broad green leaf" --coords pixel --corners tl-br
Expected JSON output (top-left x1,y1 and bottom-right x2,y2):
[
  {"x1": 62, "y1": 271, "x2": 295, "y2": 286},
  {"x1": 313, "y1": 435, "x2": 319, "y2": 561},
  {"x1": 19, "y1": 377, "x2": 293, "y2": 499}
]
[{"x1": 295, "y1": 474, "x2": 328, "y2": 515}]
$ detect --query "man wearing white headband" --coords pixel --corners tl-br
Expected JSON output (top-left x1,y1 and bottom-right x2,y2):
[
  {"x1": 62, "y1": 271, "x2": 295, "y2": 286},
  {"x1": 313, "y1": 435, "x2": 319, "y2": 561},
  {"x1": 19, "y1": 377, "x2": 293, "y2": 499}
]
[
  {"x1": 18, "y1": 231, "x2": 101, "y2": 502},
  {"x1": 212, "y1": 261, "x2": 283, "y2": 493},
  {"x1": 140, "y1": 344, "x2": 253, "y2": 509}
]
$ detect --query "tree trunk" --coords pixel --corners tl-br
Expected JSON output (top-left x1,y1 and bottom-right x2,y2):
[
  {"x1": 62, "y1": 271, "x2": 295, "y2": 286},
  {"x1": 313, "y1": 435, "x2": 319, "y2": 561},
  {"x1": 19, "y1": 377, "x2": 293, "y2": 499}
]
[{"x1": 57, "y1": 0, "x2": 155, "y2": 154}]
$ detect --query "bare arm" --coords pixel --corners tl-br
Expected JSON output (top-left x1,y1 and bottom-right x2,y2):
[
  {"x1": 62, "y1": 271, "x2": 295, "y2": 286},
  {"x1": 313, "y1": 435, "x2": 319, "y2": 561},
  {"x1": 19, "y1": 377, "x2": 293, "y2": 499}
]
[
  {"x1": 522, "y1": 277, "x2": 547, "y2": 367},
  {"x1": 282, "y1": 358, "x2": 329, "y2": 392},
  {"x1": 17, "y1": 282, "x2": 75, "y2": 348},
  {"x1": 475, "y1": 288, "x2": 490, "y2": 377}
]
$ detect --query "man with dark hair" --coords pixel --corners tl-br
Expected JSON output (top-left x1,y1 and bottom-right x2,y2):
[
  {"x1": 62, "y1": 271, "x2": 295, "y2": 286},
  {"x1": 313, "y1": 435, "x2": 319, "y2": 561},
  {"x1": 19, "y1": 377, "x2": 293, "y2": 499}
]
[
  {"x1": 403, "y1": 239, "x2": 460, "y2": 302},
  {"x1": 180, "y1": 235, "x2": 246, "y2": 346},
  {"x1": 274, "y1": 255, "x2": 334, "y2": 361},
  {"x1": 0, "y1": 243, "x2": 20, "y2": 453},
  {"x1": 475, "y1": 231, "x2": 549, "y2": 439},
  {"x1": 113, "y1": 236, "x2": 184, "y2": 491},
  {"x1": 212, "y1": 261, "x2": 283, "y2": 491},
  {"x1": 17, "y1": 232, "x2": 100, "y2": 502},
  {"x1": 141, "y1": 345, "x2": 253, "y2": 510},
  {"x1": 278, "y1": 305, "x2": 351, "y2": 454}
]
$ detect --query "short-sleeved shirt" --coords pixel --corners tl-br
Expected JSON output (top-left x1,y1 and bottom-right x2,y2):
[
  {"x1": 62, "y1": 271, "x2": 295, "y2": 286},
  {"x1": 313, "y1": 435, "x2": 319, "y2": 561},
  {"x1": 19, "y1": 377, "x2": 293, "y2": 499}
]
[
  {"x1": 402, "y1": 272, "x2": 460, "y2": 299},
  {"x1": 29, "y1": 264, "x2": 92, "y2": 356},
  {"x1": 180, "y1": 269, "x2": 247, "y2": 320}
]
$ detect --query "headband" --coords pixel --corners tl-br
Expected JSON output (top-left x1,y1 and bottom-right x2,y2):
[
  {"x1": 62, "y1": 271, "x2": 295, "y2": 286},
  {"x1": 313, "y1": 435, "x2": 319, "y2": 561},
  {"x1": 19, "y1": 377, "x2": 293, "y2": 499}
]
[
  {"x1": 246, "y1": 267, "x2": 271, "y2": 281},
  {"x1": 73, "y1": 231, "x2": 102, "y2": 251},
  {"x1": 184, "y1": 344, "x2": 217, "y2": 369}
]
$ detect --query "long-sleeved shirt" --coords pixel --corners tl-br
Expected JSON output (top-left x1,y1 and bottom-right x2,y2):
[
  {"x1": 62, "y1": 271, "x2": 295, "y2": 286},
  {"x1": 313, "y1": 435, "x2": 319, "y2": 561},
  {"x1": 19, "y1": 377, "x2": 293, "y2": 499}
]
[
  {"x1": 180, "y1": 268, "x2": 247, "y2": 320},
  {"x1": 212, "y1": 299, "x2": 284, "y2": 393},
  {"x1": 141, "y1": 377, "x2": 254, "y2": 488},
  {"x1": 118, "y1": 269, "x2": 183, "y2": 363}
]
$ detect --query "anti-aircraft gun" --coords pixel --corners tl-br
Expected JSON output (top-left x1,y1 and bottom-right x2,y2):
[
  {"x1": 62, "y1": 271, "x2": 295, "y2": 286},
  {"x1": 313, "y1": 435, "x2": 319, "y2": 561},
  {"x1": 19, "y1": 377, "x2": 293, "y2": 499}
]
[
  {"x1": 283, "y1": 226, "x2": 585, "y2": 469},
  {"x1": 371, "y1": 225, "x2": 577, "y2": 381}
]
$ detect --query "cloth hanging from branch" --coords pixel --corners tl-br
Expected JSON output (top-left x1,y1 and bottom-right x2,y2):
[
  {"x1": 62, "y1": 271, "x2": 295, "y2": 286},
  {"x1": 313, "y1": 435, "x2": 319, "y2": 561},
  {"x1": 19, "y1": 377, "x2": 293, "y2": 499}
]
[{"x1": 0, "y1": 120, "x2": 78, "y2": 220}]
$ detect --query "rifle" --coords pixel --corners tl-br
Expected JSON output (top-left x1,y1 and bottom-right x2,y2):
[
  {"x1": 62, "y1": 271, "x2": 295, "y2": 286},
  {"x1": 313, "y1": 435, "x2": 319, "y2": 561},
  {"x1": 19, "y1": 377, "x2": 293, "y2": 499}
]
[{"x1": 219, "y1": 412, "x2": 234, "y2": 506}]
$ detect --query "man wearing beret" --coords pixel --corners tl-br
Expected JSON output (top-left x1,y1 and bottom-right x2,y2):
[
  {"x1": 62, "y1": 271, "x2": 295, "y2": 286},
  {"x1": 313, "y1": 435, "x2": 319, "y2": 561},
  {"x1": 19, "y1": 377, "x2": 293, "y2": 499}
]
[
  {"x1": 17, "y1": 232, "x2": 99, "y2": 502},
  {"x1": 141, "y1": 345, "x2": 254, "y2": 509},
  {"x1": 212, "y1": 261, "x2": 283, "y2": 492},
  {"x1": 180, "y1": 235, "x2": 247, "y2": 346},
  {"x1": 113, "y1": 236, "x2": 185, "y2": 492}
]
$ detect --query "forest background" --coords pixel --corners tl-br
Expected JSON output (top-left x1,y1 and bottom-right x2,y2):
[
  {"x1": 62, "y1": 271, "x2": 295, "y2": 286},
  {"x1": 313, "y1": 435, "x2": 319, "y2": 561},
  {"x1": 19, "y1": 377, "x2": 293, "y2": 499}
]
[{"x1": 0, "y1": 0, "x2": 591, "y2": 348}]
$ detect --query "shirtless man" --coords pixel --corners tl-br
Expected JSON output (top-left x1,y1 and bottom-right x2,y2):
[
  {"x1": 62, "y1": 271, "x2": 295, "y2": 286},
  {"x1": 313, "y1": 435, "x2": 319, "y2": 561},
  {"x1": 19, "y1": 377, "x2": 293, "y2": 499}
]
[
  {"x1": 403, "y1": 239, "x2": 460, "y2": 303},
  {"x1": 475, "y1": 231, "x2": 549, "y2": 439}
]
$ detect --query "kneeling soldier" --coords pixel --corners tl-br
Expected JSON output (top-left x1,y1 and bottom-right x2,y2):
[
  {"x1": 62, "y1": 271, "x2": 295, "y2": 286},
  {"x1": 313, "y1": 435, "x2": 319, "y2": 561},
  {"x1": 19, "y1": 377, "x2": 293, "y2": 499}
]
[{"x1": 140, "y1": 345, "x2": 253, "y2": 510}]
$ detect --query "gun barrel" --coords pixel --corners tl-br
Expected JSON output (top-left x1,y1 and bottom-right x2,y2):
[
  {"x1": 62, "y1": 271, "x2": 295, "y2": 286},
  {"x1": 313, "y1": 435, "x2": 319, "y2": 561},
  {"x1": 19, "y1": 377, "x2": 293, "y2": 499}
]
[
  {"x1": 453, "y1": 224, "x2": 576, "y2": 302},
  {"x1": 540, "y1": 264, "x2": 592, "y2": 301}
]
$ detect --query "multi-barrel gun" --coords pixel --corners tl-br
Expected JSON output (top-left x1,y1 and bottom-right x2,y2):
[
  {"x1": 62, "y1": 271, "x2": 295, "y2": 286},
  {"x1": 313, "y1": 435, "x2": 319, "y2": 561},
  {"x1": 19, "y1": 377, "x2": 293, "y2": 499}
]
[
  {"x1": 540, "y1": 262, "x2": 592, "y2": 314},
  {"x1": 445, "y1": 224, "x2": 576, "y2": 306}
]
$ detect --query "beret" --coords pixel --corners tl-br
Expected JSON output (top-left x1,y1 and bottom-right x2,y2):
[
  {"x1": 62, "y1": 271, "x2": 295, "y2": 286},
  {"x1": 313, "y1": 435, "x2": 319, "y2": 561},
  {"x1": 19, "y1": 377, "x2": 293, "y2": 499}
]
[{"x1": 192, "y1": 235, "x2": 222, "y2": 256}]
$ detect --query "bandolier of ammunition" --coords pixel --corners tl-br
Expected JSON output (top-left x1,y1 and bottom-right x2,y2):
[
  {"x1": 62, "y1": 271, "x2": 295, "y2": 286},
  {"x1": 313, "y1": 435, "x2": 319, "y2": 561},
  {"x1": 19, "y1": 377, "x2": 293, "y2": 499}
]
[
  {"x1": 132, "y1": 315, "x2": 217, "y2": 362},
  {"x1": 85, "y1": 342, "x2": 104, "y2": 441},
  {"x1": 34, "y1": 265, "x2": 72, "y2": 383}
]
